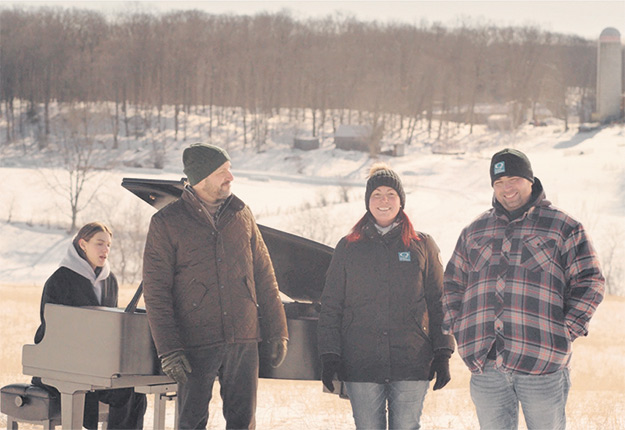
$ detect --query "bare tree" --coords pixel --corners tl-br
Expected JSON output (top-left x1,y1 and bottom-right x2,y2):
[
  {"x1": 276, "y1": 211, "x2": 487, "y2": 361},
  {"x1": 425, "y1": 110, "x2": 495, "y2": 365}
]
[
  {"x1": 463, "y1": 25, "x2": 493, "y2": 133},
  {"x1": 44, "y1": 106, "x2": 105, "y2": 232},
  {"x1": 498, "y1": 27, "x2": 548, "y2": 128},
  {"x1": 1, "y1": 6, "x2": 605, "y2": 144},
  {"x1": 0, "y1": 9, "x2": 28, "y2": 144},
  {"x1": 103, "y1": 202, "x2": 150, "y2": 285}
]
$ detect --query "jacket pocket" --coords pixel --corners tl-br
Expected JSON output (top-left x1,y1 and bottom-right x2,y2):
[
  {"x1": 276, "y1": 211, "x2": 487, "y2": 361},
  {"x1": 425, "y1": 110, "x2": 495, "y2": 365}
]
[
  {"x1": 243, "y1": 276, "x2": 258, "y2": 305},
  {"x1": 175, "y1": 278, "x2": 208, "y2": 323},
  {"x1": 468, "y1": 237, "x2": 493, "y2": 272},
  {"x1": 414, "y1": 315, "x2": 431, "y2": 343},
  {"x1": 521, "y1": 235, "x2": 556, "y2": 272},
  {"x1": 411, "y1": 295, "x2": 430, "y2": 342},
  {"x1": 551, "y1": 315, "x2": 573, "y2": 358}
]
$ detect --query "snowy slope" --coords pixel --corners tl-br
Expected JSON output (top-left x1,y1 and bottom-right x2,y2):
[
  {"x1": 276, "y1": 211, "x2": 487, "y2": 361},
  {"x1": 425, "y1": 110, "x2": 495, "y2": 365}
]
[{"x1": 0, "y1": 120, "x2": 623, "y2": 293}]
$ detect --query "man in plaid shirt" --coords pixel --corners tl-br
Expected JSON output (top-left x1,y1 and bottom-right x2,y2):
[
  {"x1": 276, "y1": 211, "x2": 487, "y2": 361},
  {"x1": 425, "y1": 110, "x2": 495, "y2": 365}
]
[{"x1": 443, "y1": 148, "x2": 604, "y2": 430}]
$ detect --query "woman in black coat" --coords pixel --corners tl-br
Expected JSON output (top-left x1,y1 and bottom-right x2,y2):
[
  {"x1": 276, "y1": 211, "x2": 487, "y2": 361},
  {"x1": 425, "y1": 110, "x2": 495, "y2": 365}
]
[
  {"x1": 32, "y1": 222, "x2": 147, "y2": 430},
  {"x1": 318, "y1": 164, "x2": 455, "y2": 430}
]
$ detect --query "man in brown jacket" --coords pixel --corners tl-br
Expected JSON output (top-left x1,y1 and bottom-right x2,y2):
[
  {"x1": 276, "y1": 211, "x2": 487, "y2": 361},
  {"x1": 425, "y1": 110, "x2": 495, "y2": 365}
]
[{"x1": 142, "y1": 143, "x2": 288, "y2": 429}]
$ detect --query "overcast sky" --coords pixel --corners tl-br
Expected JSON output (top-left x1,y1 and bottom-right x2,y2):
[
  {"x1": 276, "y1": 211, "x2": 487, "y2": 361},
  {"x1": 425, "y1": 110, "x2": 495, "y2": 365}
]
[{"x1": 3, "y1": 1, "x2": 625, "y2": 40}]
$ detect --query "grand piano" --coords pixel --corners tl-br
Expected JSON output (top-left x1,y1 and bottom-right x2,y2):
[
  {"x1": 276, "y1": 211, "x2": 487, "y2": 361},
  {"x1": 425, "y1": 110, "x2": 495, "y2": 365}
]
[
  {"x1": 20, "y1": 176, "x2": 333, "y2": 429},
  {"x1": 21, "y1": 305, "x2": 176, "y2": 429}
]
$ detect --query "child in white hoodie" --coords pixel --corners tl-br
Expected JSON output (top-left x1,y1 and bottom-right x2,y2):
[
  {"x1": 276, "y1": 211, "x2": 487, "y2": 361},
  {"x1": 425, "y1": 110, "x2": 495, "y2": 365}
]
[{"x1": 32, "y1": 222, "x2": 147, "y2": 430}]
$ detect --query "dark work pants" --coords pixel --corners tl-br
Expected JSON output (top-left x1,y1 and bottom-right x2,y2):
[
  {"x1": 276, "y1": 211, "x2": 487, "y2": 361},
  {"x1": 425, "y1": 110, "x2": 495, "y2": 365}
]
[
  {"x1": 88, "y1": 388, "x2": 147, "y2": 430},
  {"x1": 178, "y1": 343, "x2": 259, "y2": 430}
]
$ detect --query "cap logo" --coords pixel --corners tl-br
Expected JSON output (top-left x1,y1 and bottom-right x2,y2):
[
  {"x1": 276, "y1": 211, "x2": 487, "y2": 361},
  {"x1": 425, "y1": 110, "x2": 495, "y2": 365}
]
[{"x1": 493, "y1": 161, "x2": 505, "y2": 175}]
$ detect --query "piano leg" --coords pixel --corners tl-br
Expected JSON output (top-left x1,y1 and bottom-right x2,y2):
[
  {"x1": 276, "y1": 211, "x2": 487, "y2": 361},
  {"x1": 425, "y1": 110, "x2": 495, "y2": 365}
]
[
  {"x1": 59, "y1": 390, "x2": 86, "y2": 430},
  {"x1": 37, "y1": 378, "x2": 89, "y2": 430},
  {"x1": 135, "y1": 383, "x2": 178, "y2": 430},
  {"x1": 6, "y1": 415, "x2": 18, "y2": 430},
  {"x1": 153, "y1": 393, "x2": 167, "y2": 429}
]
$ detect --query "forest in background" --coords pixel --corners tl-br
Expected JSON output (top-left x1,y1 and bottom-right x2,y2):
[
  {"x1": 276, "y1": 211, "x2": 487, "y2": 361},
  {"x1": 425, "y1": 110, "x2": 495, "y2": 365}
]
[{"x1": 0, "y1": 6, "x2": 610, "y2": 150}]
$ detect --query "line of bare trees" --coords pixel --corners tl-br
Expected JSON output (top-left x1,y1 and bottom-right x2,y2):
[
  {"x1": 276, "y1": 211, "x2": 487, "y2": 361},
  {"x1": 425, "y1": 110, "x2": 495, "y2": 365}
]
[{"x1": 1, "y1": 6, "x2": 599, "y2": 146}]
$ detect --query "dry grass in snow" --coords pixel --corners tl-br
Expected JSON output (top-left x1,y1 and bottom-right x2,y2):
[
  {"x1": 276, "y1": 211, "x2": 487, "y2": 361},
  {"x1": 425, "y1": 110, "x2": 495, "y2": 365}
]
[{"x1": 0, "y1": 284, "x2": 623, "y2": 429}]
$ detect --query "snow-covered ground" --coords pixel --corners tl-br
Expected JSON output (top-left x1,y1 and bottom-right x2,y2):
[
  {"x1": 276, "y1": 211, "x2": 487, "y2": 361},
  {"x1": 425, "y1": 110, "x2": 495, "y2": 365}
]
[{"x1": 1, "y1": 117, "x2": 624, "y2": 294}]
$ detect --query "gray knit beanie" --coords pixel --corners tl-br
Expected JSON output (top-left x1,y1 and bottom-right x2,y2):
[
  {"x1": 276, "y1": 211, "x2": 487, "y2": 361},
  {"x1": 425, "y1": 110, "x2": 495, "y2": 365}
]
[
  {"x1": 183, "y1": 143, "x2": 230, "y2": 186},
  {"x1": 365, "y1": 165, "x2": 406, "y2": 210}
]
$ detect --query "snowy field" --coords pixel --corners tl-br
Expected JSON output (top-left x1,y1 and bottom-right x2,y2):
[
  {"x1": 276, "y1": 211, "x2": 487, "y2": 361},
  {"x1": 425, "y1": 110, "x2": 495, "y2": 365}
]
[
  {"x1": 0, "y1": 112, "x2": 624, "y2": 428},
  {"x1": 1, "y1": 120, "x2": 624, "y2": 291},
  {"x1": 0, "y1": 284, "x2": 622, "y2": 429}
]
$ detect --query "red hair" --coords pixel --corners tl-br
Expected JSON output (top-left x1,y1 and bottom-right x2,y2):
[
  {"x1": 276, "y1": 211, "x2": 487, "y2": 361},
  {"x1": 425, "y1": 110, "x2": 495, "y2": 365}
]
[{"x1": 345, "y1": 210, "x2": 419, "y2": 248}]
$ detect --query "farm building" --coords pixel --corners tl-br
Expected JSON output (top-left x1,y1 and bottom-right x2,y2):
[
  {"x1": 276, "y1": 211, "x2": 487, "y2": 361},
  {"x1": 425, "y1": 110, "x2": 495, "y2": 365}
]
[
  {"x1": 334, "y1": 124, "x2": 372, "y2": 152},
  {"x1": 293, "y1": 136, "x2": 320, "y2": 151},
  {"x1": 596, "y1": 27, "x2": 623, "y2": 123}
]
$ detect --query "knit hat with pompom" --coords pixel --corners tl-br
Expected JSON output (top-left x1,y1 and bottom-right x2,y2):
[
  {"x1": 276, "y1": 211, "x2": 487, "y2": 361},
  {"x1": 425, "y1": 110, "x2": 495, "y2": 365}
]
[{"x1": 364, "y1": 163, "x2": 406, "y2": 210}]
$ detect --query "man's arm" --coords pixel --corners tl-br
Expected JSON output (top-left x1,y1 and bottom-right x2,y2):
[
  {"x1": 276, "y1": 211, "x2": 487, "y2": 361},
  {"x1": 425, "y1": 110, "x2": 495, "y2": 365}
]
[
  {"x1": 562, "y1": 223, "x2": 605, "y2": 340},
  {"x1": 317, "y1": 239, "x2": 348, "y2": 357},
  {"x1": 250, "y1": 216, "x2": 288, "y2": 341},
  {"x1": 442, "y1": 233, "x2": 470, "y2": 335},
  {"x1": 423, "y1": 235, "x2": 455, "y2": 351},
  {"x1": 142, "y1": 215, "x2": 185, "y2": 356}
]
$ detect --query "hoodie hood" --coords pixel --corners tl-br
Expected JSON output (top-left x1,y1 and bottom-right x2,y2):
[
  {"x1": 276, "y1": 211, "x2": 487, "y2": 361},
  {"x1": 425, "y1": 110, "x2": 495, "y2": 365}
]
[{"x1": 59, "y1": 242, "x2": 111, "y2": 304}]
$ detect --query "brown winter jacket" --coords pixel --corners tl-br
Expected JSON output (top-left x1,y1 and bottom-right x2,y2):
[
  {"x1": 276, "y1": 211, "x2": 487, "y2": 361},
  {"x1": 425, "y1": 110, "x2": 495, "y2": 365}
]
[
  {"x1": 318, "y1": 219, "x2": 455, "y2": 383},
  {"x1": 142, "y1": 186, "x2": 288, "y2": 357}
]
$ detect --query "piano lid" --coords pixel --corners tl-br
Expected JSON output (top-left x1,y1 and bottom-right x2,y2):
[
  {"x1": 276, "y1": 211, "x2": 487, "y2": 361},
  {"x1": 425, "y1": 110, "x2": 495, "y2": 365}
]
[{"x1": 121, "y1": 177, "x2": 333, "y2": 303}]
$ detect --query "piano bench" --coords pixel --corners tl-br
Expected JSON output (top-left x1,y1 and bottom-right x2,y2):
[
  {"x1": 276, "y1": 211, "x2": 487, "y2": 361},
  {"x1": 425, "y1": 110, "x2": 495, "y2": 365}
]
[
  {"x1": 1, "y1": 383, "x2": 108, "y2": 429},
  {"x1": 1, "y1": 383, "x2": 60, "y2": 429}
]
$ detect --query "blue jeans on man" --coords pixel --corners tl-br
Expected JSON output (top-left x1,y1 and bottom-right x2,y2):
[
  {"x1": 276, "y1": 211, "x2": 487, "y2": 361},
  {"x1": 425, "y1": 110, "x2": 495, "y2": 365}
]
[
  {"x1": 345, "y1": 380, "x2": 429, "y2": 429},
  {"x1": 470, "y1": 360, "x2": 570, "y2": 430}
]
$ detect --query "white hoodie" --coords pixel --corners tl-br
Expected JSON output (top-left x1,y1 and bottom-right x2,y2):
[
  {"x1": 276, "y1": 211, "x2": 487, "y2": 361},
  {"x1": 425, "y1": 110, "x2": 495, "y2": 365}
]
[{"x1": 59, "y1": 242, "x2": 111, "y2": 304}]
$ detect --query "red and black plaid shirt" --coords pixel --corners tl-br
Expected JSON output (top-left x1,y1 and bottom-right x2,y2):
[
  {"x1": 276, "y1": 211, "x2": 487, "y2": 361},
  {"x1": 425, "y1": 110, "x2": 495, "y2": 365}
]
[{"x1": 443, "y1": 189, "x2": 604, "y2": 375}]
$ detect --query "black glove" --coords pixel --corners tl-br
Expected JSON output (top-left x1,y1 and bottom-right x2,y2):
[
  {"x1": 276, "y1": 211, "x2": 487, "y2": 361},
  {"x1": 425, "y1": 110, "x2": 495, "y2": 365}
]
[
  {"x1": 321, "y1": 353, "x2": 341, "y2": 392},
  {"x1": 428, "y1": 349, "x2": 452, "y2": 391},
  {"x1": 160, "y1": 350, "x2": 192, "y2": 385},
  {"x1": 269, "y1": 338, "x2": 288, "y2": 368}
]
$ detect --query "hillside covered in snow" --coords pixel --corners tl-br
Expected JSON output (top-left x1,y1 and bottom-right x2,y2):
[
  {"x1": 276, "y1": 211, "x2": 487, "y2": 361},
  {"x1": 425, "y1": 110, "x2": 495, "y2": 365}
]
[{"x1": 0, "y1": 105, "x2": 623, "y2": 296}]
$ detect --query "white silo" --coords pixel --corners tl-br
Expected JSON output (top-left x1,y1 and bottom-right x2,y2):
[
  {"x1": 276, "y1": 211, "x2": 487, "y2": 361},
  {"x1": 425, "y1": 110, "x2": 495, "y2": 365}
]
[{"x1": 596, "y1": 27, "x2": 623, "y2": 123}]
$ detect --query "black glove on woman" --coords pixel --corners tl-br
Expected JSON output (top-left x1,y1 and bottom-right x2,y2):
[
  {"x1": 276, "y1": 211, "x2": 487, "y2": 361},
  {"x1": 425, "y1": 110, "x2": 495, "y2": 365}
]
[
  {"x1": 321, "y1": 353, "x2": 341, "y2": 392},
  {"x1": 428, "y1": 349, "x2": 452, "y2": 390}
]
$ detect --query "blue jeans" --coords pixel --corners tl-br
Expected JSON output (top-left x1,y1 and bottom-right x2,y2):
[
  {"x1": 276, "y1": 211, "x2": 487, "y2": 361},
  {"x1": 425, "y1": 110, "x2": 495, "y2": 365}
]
[
  {"x1": 345, "y1": 380, "x2": 429, "y2": 429},
  {"x1": 470, "y1": 360, "x2": 570, "y2": 430}
]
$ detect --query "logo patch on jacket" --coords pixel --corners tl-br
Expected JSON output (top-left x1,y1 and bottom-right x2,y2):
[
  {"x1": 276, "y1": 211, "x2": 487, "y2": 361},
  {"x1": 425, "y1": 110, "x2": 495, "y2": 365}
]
[{"x1": 398, "y1": 252, "x2": 411, "y2": 262}]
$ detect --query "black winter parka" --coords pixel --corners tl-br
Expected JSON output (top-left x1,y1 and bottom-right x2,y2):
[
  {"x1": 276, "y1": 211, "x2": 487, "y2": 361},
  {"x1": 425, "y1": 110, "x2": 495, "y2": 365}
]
[
  {"x1": 318, "y1": 220, "x2": 454, "y2": 383},
  {"x1": 34, "y1": 267, "x2": 117, "y2": 344}
]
